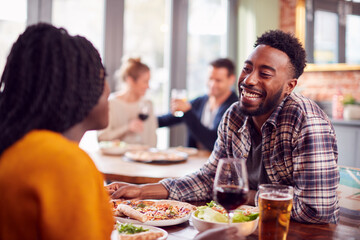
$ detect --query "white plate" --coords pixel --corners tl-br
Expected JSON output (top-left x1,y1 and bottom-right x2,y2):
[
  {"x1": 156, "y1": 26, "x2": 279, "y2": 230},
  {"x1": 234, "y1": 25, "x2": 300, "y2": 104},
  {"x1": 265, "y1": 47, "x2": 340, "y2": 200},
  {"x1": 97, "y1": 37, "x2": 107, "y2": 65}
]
[
  {"x1": 113, "y1": 199, "x2": 195, "y2": 227},
  {"x1": 112, "y1": 223, "x2": 168, "y2": 240},
  {"x1": 99, "y1": 141, "x2": 149, "y2": 155},
  {"x1": 168, "y1": 146, "x2": 198, "y2": 156},
  {"x1": 115, "y1": 213, "x2": 191, "y2": 227},
  {"x1": 124, "y1": 149, "x2": 188, "y2": 163}
]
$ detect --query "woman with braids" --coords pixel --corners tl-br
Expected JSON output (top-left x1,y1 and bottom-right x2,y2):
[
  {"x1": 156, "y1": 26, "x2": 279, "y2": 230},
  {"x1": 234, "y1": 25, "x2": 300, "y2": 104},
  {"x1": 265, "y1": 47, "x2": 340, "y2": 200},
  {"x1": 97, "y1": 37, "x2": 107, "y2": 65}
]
[
  {"x1": 0, "y1": 23, "x2": 114, "y2": 239},
  {"x1": 97, "y1": 58, "x2": 157, "y2": 147}
]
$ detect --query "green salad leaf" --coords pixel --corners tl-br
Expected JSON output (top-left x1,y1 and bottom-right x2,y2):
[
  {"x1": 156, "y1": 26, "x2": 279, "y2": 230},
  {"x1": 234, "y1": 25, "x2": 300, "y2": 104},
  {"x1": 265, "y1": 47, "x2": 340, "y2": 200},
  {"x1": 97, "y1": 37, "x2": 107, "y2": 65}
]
[
  {"x1": 195, "y1": 206, "x2": 228, "y2": 223},
  {"x1": 206, "y1": 200, "x2": 217, "y2": 208},
  {"x1": 232, "y1": 210, "x2": 259, "y2": 223},
  {"x1": 195, "y1": 202, "x2": 259, "y2": 223},
  {"x1": 117, "y1": 223, "x2": 149, "y2": 234}
]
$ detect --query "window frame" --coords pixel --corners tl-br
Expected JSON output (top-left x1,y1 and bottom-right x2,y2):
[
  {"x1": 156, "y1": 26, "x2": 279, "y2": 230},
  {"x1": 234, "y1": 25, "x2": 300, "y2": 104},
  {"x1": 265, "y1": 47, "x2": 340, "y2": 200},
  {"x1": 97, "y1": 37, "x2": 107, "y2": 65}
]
[
  {"x1": 297, "y1": 0, "x2": 360, "y2": 71},
  {"x1": 25, "y1": 0, "x2": 238, "y2": 147}
]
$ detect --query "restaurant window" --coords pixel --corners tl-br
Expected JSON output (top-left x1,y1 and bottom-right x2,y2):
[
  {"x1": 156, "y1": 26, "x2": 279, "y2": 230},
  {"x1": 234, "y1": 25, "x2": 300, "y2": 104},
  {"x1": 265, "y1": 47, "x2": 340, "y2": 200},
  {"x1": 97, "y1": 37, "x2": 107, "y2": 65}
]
[
  {"x1": 123, "y1": 0, "x2": 170, "y2": 149},
  {"x1": 187, "y1": 0, "x2": 228, "y2": 99},
  {"x1": 306, "y1": 0, "x2": 360, "y2": 64},
  {"x1": 0, "y1": 0, "x2": 27, "y2": 74},
  {"x1": 52, "y1": 0, "x2": 105, "y2": 58},
  {"x1": 123, "y1": 0, "x2": 169, "y2": 115}
]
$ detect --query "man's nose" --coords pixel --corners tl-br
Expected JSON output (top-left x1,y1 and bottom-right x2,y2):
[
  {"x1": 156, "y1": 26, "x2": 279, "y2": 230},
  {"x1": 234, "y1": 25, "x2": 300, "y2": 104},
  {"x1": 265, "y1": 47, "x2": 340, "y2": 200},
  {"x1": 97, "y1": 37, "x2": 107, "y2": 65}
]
[{"x1": 243, "y1": 73, "x2": 258, "y2": 86}]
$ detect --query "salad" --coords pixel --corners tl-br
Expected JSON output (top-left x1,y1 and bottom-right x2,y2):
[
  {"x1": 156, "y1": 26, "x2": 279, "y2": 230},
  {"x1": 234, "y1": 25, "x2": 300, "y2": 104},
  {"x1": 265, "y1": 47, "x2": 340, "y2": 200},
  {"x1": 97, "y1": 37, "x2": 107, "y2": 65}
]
[{"x1": 194, "y1": 201, "x2": 259, "y2": 223}]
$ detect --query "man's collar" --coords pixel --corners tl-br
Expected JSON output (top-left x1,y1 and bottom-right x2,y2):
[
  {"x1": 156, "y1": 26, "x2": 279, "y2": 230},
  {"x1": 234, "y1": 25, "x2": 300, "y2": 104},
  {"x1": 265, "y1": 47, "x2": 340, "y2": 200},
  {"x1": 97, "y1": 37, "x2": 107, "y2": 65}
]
[
  {"x1": 265, "y1": 94, "x2": 290, "y2": 128},
  {"x1": 237, "y1": 94, "x2": 291, "y2": 133}
]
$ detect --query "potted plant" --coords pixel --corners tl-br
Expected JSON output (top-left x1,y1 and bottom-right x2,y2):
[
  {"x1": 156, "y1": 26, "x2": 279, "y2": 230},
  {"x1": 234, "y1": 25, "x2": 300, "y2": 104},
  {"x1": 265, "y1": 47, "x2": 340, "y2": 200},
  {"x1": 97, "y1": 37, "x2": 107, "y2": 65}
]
[{"x1": 343, "y1": 94, "x2": 360, "y2": 120}]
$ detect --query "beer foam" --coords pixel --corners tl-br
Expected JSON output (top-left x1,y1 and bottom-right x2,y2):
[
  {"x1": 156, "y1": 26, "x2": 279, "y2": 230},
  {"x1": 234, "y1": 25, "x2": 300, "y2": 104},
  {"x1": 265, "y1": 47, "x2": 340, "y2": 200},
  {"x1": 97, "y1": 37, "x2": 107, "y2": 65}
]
[{"x1": 259, "y1": 192, "x2": 292, "y2": 201}]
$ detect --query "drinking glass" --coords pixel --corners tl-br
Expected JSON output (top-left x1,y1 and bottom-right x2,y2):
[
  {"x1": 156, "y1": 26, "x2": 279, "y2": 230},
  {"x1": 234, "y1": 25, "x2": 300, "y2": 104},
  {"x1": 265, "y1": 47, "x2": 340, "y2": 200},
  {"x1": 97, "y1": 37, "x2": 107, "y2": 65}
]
[
  {"x1": 213, "y1": 158, "x2": 249, "y2": 223},
  {"x1": 138, "y1": 101, "x2": 150, "y2": 121},
  {"x1": 258, "y1": 184, "x2": 294, "y2": 240},
  {"x1": 171, "y1": 89, "x2": 187, "y2": 117}
]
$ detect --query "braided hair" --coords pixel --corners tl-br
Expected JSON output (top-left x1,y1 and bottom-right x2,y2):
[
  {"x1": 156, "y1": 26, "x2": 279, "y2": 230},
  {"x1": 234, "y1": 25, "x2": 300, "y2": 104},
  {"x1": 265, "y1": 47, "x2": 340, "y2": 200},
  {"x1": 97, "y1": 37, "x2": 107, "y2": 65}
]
[{"x1": 0, "y1": 23, "x2": 105, "y2": 154}]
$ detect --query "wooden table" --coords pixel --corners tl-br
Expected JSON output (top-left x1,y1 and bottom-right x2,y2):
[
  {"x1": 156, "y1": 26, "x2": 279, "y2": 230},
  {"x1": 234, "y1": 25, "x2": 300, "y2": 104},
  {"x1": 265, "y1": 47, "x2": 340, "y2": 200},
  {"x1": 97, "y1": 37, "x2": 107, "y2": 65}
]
[
  {"x1": 79, "y1": 131, "x2": 210, "y2": 184},
  {"x1": 87, "y1": 150, "x2": 210, "y2": 184},
  {"x1": 163, "y1": 218, "x2": 360, "y2": 240}
]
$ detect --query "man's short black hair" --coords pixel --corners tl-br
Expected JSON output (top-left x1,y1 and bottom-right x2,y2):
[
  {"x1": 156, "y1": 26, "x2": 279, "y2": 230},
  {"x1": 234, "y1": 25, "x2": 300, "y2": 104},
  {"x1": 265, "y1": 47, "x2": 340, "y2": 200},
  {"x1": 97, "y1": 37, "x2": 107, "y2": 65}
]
[
  {"x1": 210, "y1": 58, "x2": 235, "y2": 76},
  {"x1": 254, "y1": 30, "x2": 306, "y2": 79}
]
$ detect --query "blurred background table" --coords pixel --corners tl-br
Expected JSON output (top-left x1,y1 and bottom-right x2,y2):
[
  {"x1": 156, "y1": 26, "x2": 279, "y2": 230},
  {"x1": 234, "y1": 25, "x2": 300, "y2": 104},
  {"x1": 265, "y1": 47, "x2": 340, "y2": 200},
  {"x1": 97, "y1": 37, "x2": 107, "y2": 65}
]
[
  {"x1": 87, "y1": 150, "x2": 210, "y2": 183},
  {"x1": 80, "y1": 131, "x2": 210, "y2": 184}
]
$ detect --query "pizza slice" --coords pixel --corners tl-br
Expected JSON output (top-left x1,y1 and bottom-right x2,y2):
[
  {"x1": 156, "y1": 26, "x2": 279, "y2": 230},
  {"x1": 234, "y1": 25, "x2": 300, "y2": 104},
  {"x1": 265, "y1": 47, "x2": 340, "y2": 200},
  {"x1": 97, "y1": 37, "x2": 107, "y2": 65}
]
[{"x1": 117, "y1": 204, "x2": 148, "y2": 223}]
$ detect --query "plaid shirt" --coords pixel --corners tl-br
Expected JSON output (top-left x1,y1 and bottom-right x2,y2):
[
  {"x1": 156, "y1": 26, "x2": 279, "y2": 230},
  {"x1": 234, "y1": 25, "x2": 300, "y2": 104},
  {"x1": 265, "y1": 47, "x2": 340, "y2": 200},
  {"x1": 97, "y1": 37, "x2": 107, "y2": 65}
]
[{"x1": 160, "y1": 92, "x2": 340, "y2": 223}]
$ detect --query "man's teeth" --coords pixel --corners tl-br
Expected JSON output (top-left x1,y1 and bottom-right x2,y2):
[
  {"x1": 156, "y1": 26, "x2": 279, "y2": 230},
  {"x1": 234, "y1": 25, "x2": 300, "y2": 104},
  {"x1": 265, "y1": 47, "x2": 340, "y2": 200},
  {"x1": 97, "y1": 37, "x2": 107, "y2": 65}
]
[{"x1": 242, "y1": 90, "x2": 261, "y2": 98}]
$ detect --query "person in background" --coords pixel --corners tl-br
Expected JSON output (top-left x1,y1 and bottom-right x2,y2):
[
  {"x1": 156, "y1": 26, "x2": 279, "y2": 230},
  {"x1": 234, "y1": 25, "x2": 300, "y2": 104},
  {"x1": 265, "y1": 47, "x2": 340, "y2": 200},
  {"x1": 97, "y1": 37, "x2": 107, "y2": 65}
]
[
  {"x1": 158, "y1": 58, "x2": 238, "y2": 151},
  {"x1": 0, "y1": 23, "x2": 114, "y2": 239},
  {"x1": 98, "y1": 58, "x2": 157, "y2": 147},
  {"x1": 107, "y1": 30, "x2": 340, "y2": 224}
]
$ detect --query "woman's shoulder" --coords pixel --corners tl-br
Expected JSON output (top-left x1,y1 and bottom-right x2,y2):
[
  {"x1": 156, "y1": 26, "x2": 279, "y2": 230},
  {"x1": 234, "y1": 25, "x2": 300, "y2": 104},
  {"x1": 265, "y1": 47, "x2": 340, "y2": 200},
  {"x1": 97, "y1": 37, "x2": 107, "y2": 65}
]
[{"x1": 7, "y1": 130, "x2": 91, "y2": 168}]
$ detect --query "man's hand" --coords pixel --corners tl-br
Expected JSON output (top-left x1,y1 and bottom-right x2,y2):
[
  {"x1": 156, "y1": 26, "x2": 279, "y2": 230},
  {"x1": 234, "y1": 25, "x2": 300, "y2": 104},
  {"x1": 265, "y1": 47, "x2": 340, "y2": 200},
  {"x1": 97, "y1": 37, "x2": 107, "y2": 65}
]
[
  {"x1": 106, "y1": 182, "x2": 169, "y2": 200},
  {"x1": 106, "y1": 182, "x2": 142, "y2": 199},
  {"x1": 170, "y1": 99, "x2": 191, "y2": 115}
]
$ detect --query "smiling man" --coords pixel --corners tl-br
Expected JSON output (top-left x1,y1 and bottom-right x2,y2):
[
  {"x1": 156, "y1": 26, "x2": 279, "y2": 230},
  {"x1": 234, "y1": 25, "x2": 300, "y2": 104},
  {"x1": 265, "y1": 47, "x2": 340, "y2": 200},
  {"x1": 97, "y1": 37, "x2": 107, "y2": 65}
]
[{"x1": 108, "y1": 30, "x2": 340, "y2": 224}]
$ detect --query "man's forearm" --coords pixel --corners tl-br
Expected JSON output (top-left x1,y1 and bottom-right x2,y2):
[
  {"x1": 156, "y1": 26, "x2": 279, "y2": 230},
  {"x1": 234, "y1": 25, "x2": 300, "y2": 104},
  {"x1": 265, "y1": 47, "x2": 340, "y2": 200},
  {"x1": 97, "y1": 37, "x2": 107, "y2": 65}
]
[{"x1": 140, "y1": 183, "x2": 169, "y2": 199}]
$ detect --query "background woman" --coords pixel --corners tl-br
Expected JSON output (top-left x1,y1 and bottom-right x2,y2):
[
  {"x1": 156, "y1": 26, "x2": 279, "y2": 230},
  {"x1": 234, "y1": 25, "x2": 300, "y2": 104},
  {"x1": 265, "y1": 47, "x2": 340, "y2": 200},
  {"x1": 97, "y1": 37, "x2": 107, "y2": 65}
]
[
  {"x1": 98, "y1": 58, "x2": 157, "y2": 147},
  {"x1": 0, "y1": 23, "x2": 114, "y2": 239}
]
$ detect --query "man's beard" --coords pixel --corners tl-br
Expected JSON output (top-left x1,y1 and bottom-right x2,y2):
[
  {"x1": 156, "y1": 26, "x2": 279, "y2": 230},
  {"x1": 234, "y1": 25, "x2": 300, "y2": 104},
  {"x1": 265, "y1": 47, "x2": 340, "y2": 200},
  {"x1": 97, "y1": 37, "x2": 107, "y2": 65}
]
[{"x1": 239, "y1": 87, "x2": 283, "y2": 116}]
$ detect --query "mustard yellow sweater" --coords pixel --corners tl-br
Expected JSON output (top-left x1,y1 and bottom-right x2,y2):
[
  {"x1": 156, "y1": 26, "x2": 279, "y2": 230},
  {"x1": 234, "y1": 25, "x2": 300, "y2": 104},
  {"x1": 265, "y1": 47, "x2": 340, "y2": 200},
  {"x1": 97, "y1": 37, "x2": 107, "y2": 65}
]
[{"x1": 0, "y1": 130, "x2": 114, "y2": 240}]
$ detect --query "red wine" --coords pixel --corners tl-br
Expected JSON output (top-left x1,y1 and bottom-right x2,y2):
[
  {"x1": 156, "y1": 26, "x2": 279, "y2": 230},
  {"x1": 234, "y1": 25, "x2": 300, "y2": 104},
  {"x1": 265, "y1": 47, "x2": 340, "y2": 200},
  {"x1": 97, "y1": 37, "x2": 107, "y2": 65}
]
[
  {"x1": 214, "y1": 186, "x2": 249, "y2": 211},
  {"x1": 138, "y1": 113, "x2": 149, "y2": 121}
]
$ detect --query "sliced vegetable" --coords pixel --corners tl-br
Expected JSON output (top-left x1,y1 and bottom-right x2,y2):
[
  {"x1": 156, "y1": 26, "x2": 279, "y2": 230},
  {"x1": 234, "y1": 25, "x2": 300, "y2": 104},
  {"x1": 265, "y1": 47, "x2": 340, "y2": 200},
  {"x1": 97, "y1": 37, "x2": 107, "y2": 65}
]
[{"x1": 194, "y1": 201, "x2": 259, "y2": 223}]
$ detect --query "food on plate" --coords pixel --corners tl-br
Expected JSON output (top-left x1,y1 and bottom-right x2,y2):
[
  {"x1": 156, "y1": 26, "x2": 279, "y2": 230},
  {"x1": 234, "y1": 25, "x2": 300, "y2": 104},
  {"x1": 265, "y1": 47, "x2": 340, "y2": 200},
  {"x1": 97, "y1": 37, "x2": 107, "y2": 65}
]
[
  {"x1": 116, "y1": 223, "x2": 164, "y2": 240},
  {"x1": 194, "y1": 201, "x2": 259, "y2": 223},
  {"x1": 117, "y1": 204, "x2": 148, "y2": 223},
  {"x1": 169, "y1": 146, "x2": 198, "y2": 156},
  {"x1": 99, "y1": 141, "x2": 149, "y2": 155},
  {"x1": 112, "y1": 199, "x2": 196, "y2": 222},
  {"x1": 124, "y1": 149, "x2": 187, "y2": 162}
]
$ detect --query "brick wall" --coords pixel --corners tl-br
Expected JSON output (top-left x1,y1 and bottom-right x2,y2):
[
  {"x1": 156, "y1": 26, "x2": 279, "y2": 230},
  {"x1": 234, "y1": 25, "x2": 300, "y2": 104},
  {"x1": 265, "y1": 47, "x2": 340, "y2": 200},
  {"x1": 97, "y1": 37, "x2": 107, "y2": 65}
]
[{"x1": 279, "y1": 0, "x2": 360, "y2": 102}]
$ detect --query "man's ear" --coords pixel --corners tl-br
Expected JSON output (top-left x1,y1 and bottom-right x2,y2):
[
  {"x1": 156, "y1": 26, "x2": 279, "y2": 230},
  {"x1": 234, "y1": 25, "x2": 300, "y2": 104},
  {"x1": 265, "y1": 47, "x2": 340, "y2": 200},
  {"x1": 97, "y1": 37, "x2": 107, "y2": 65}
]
[{"x1": 285, "y1": 78, "x2": 297, "y2": 95}]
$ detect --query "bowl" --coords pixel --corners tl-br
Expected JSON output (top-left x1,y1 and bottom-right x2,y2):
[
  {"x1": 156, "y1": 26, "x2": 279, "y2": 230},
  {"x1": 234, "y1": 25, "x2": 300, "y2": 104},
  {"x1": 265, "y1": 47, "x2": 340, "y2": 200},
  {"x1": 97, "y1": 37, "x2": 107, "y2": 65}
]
[{"x1": 191, "y1": 211, "x2": 259, "y2": 237}]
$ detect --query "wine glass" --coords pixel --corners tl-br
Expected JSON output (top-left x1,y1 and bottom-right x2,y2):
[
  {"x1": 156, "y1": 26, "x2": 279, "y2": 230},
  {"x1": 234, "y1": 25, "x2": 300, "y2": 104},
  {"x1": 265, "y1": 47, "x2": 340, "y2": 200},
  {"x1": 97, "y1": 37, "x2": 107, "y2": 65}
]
[
  {"x1": 138, "y1": 101, "x2": 149, "y2": 121},
  {"x1": 213, "y1": 158, "x2": 249, "y2": 224}
]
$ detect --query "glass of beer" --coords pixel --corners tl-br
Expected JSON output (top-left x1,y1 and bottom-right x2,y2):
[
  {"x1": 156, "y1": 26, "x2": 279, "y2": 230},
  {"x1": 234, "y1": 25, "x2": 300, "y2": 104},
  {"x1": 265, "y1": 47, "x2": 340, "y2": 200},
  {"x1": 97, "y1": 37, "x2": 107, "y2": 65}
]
[
  {"x1": 258, "y1": 184, "x2": 294, "y2": 240},
  {"x1": 171, "y1": 89, "x2": 187, "y2": 117}
]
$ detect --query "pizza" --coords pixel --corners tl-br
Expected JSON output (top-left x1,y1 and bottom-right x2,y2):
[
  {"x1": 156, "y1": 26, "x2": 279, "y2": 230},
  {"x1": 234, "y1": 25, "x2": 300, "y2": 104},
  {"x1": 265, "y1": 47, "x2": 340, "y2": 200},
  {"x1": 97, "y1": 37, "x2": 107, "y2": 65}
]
[
  {"x1": 124, "y1": 150, "x2": 187, "y2": 162},
  {"x1": 99, "y1": 141, "x2": 149, "y2": 155},
  {"x1": 111, "y1": 199, "x2": 196, "y2": 223},
  {"x1": 169, "y1": 146, "x2": 198, "y2": 156}
]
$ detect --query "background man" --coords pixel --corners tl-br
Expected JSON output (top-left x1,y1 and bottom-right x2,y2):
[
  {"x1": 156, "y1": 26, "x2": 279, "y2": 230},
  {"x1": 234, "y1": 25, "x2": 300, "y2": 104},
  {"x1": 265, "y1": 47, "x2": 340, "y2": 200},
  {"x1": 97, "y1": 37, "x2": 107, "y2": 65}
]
[{"x1": 158, "y1": 58, "x2": 238, "y2": 151}]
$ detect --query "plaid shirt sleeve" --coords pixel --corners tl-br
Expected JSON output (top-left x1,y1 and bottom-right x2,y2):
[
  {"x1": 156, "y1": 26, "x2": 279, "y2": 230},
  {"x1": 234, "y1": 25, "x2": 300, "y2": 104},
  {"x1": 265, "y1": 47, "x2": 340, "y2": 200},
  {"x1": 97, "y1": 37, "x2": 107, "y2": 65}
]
[
  {"x1": 159, "y1": 152, "x2": 217, "y2": 201},
  {"x1": 290, "y1": 113, "x2": 340, "y2": 223},
  {"x1": 159, "y1": 110, "x2": 233, "y2": 202}
]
